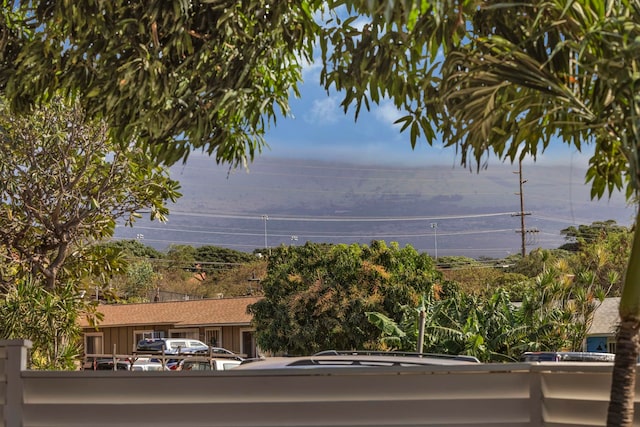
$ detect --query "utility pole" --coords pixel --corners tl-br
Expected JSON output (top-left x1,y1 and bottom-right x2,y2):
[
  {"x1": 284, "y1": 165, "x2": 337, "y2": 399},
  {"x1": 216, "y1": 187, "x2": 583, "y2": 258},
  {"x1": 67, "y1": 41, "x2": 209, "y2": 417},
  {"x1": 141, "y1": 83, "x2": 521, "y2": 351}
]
[
  {"x1": 261, "y1": 215, "x2": 269, "y2": 252},
  {"x1": 430, "y1": 222, "x2": 438, "y2": 261},
  {"x1": 512, "y1": 159, "x2": 538, "y2": 257}
]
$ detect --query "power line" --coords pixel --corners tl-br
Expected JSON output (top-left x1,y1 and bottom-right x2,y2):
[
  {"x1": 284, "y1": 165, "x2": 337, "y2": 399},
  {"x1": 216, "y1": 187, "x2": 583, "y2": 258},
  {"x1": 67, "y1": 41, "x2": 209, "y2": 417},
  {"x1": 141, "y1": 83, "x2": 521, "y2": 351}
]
[
  {"x1": 166, "y1": 210, "x2": 516, "y2": 222},
  {"x1": 112, "y1": 207, "x2": 547, "y2": 257},
  {"x1": 116, "y1": 207, "x2": 621, "y2": 257}
]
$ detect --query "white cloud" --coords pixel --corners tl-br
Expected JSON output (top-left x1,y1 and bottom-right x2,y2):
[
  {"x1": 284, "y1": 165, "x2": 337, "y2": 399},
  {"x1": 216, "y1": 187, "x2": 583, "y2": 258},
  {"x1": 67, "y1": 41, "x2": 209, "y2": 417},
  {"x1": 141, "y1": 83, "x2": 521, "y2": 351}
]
[
  {"x1": 373, "y1": 101, "x2": 404, "y2": 127},
  {"x1": 301, "y1": 56, "x2": 322, "y2": 81},
  {"x1": 304, "y1": 97, "x2": 341, "y2": 124}
]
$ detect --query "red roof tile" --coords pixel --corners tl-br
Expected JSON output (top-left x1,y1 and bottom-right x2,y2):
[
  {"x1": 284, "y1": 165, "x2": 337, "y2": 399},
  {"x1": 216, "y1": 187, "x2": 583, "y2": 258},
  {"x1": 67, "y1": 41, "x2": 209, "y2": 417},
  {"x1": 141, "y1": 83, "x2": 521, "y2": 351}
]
[{"x1": 79, "y1": 296, "x2": 262, "y2": 328}]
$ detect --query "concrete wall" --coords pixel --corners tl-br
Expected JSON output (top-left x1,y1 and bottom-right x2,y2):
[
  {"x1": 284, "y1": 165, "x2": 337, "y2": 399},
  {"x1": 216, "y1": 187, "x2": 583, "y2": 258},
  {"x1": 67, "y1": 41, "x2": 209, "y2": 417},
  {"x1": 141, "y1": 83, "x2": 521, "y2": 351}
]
[{"x1": 1, "y1": 340, "x2": 638, "y2": 427}]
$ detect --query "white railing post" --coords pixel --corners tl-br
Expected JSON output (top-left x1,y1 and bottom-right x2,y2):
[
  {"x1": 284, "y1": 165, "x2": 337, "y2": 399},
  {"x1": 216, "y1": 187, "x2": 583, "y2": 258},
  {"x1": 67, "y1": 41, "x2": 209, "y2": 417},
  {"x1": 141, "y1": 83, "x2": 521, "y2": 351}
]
[
  {"x1": 1, "y1": 340, "x2": 32, "y2": 427},
  {"x1": 529, "y1": 367, "x2": 543, "y2": 427}
]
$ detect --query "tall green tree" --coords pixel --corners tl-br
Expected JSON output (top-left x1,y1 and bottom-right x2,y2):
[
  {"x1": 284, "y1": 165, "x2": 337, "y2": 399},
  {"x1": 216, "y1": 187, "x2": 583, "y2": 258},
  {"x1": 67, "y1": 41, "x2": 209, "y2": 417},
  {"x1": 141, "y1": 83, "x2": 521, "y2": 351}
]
[
  {"x1": 249, "y1": 241, "x2": 439, "y2": 355},
  {"x1": 319, "y1": 1, "x2": 640, "y2": 424},
  {"x1": 164, "y1": 244, "x2": 198, "y2": 272},
  {"x1": 0, "y1": 97, "x2": 179, "y2": 368},
  {"x1": 121, "y1": 260, "x2": 159, "y2": 302},
  {"x1": 0, "y1": 97, "x2": 181, "y2": 291}
]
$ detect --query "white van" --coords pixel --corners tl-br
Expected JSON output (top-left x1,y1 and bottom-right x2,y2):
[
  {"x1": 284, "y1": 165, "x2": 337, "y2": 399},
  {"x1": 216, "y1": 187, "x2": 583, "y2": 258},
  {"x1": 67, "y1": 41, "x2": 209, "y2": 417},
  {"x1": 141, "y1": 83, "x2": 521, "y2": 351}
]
[{"x1": 136, "y1": 338, "x2": 209, "y2": 355}]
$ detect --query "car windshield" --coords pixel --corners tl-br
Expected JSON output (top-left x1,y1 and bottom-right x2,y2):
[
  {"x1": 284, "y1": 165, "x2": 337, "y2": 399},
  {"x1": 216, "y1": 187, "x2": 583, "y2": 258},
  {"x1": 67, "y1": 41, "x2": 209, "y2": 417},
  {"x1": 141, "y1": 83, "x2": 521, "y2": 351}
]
[
  {"x1": 211, "y1": 348, "x2": 233, "y2": 355},
  {"x1": 137, "y1": 340, "x2": 165, "y2": 351}
]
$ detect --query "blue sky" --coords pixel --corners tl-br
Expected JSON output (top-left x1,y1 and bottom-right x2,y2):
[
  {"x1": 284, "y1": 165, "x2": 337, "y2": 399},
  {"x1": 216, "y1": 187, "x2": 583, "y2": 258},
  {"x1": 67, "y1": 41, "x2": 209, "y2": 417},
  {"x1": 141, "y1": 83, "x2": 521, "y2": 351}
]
[
  {"x1": 263, "y1": 82, "x2": 591, "y2": 170},
  {"x1": 259, "y1": 38, "x2": 593, "y2": 169}
]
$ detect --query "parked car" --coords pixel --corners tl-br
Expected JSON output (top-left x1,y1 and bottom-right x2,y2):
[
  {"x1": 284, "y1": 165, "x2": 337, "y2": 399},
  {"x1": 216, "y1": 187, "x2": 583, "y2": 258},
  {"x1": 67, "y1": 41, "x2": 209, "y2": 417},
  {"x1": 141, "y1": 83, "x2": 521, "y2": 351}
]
[
  {"x1": 128, "y1": 358, "x2": 171, "y2": 371},
  {"x1": 93, "y1": 358, "x2": 130, "y2": 371},
  {"x1": 135, "y1": 339, "x2": 243, "y2": 371},
  {"x1": 314, "y1": 350, "x2": 480, "y2": 362},
  {"x1": 234, "y1": 350, "x2": 480, "y2": 370},
  {"x1": 92, "y1": 358, "x2": 169, "y2": 371},
  {"x1": 175, "y1": 356, "x2": 242, "y2": 371},
  {"x1": 136, "y1": 338, "x2": 216, "y2": 355},
  {"x1": 208, "y1": 347, "x2": 243, "y2": 359},
  {"x1": 521, "y1": 351, "x2": 615, "y2": 362}
]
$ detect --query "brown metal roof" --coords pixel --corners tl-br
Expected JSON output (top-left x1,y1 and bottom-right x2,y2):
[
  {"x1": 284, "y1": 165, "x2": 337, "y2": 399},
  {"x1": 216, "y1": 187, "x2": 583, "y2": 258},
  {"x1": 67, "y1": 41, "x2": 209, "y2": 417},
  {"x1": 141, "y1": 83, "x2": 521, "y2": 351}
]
[{"x1": 79, "y1": 296, "x2": 262, "y2": 328}]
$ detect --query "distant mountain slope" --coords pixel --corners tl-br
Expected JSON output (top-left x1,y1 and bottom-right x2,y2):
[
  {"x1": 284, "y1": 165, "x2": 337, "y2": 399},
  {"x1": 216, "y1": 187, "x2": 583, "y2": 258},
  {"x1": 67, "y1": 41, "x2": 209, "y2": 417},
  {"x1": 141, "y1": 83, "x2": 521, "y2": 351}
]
[{"x1": 114, "y1": 155, "x2": 633, "y2": 259}]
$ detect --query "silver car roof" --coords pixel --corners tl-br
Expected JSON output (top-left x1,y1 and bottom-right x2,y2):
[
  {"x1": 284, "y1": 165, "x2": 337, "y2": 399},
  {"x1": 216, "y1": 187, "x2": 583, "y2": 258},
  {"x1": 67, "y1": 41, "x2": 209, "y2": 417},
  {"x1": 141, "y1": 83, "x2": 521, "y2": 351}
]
[{"x1": 235, "y1": 354, "x2": 480, "y2": 370}]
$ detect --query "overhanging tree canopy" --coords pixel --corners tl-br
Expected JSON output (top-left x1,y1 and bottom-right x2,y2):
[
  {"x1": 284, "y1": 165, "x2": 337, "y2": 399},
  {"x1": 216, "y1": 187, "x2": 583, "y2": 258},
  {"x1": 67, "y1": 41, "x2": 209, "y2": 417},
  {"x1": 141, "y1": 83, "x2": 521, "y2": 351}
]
[{"x1": 0, "y1": 0, "x2": 321, "y2": 166}]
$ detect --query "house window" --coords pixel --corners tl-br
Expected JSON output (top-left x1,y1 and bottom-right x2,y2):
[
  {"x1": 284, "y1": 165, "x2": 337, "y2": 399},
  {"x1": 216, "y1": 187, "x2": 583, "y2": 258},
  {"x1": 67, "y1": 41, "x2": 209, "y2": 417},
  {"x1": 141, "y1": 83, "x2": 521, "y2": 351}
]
[
  {"x1": 205, "y1": 328, "x2": 222, "y2": 347},
  {"x1": 240, "y1": 328, "x2": 256, "y2": 358},
  {"x1": 169, "y1": 328, "x2": 199, "y2": 340},
  {"x1": 134, "y1": 330, "x2": 163, "y2": 344},
  {"x1": 84, "y1": 333, "x2": 103, "y2": 356}
]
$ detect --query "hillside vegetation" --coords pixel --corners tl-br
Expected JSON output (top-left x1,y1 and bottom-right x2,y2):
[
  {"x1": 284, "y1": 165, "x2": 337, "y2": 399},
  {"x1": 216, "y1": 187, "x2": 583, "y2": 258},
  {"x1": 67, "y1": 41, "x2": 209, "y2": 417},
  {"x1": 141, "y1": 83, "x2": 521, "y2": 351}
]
[{"x1": 101, "y1": 220, "x2": 629, "y2": 305}]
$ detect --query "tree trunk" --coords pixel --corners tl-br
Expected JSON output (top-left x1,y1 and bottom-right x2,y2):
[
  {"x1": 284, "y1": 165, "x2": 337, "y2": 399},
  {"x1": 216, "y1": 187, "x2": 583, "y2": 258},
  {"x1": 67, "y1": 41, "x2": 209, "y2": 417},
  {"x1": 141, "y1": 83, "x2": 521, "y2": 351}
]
[
  {"x1": 608, "y1": 209, "x2": 640, "y2": 427},
  {"x1": 607, "y1": 319, "x2": 640, "y2": 426}
]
